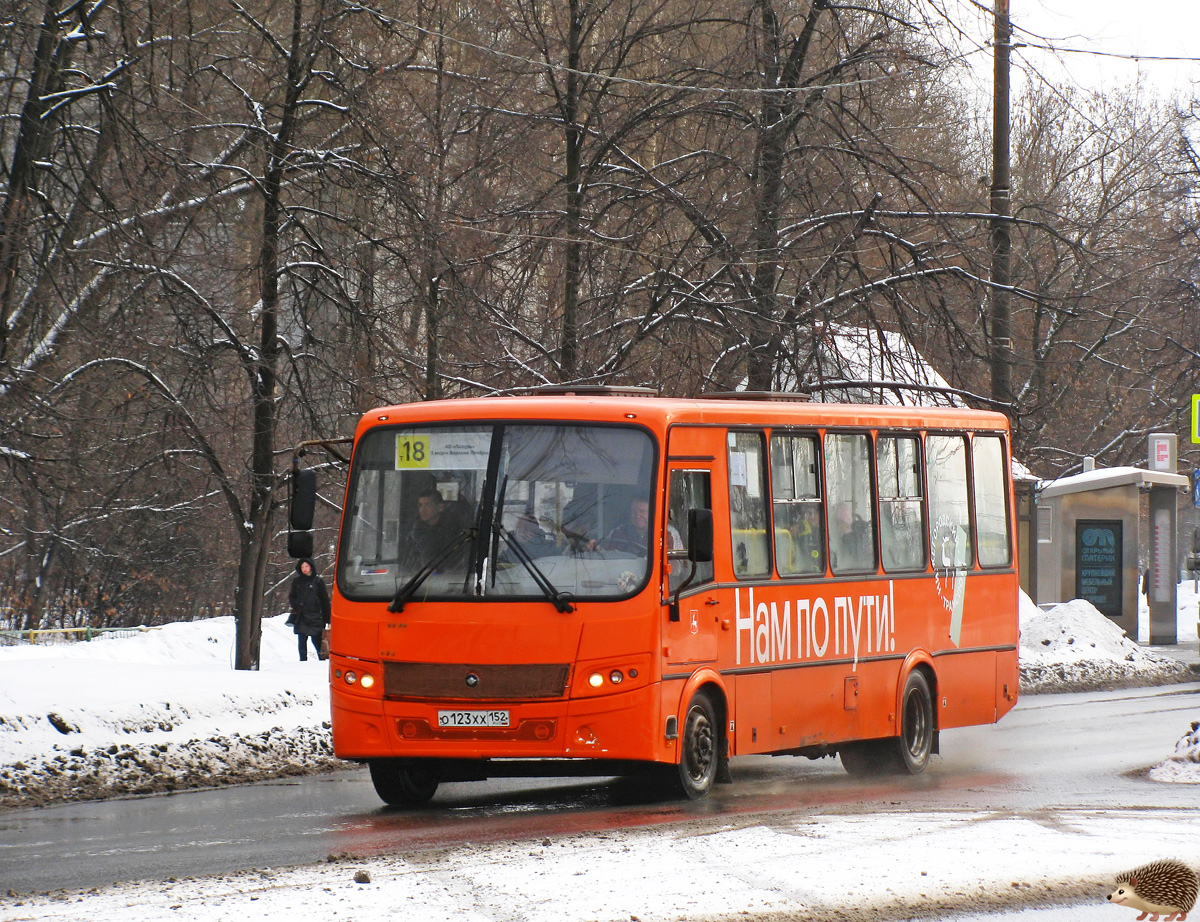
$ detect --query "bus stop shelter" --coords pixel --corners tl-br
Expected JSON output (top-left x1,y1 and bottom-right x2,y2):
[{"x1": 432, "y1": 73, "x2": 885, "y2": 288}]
[{"x1": 1034, "y1": 466, "x2": 1189, "y2": 643}]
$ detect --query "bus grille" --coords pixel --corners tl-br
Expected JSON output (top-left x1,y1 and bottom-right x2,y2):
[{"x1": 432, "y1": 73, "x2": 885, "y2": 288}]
[{"x1": 383, "y1": 662, "x2": 570, "y2": 700}]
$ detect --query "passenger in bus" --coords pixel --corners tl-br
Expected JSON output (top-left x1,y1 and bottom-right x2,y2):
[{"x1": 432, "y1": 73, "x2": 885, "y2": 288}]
[
  {"x1": 560, "y1": 486, "x2": 599, "y2": 550},
  {"x1": 831, "y1": 501, "x2": 871, "y2": 571},
  {"x1": 509, "y1": 513, "x2": 557, "y2": 559},
  {"x1": 788, "y1": 504, "x2": 824, "y2": 573},
  {"x1": 664, "y1": 513, "x2": 685, "y2": 552},
  {"x1": 404, "y1": 489, "x2": 469, "y2": 570},
  {"x1": 288, "y1": 558, "x2": 330, "y2": 662}
]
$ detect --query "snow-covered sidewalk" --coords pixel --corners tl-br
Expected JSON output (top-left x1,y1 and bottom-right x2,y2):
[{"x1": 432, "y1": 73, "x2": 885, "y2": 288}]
[{"x1": 0, "y1": 615, "x2": 337, "y2": 809}]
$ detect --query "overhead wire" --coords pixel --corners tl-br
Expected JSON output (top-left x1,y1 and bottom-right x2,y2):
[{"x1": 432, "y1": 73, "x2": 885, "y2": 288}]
[
  {"x1": 389, "y1": 15, "x2": 898, "y2": 96},
  {"x1": 934, "y1": 0, "x2": 1200, "y2": 81}
]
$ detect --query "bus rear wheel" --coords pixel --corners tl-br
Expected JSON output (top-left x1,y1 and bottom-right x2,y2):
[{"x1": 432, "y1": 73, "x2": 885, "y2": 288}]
[
  {"x1": 673, "y1": 691, "x2": 720, "y2": 799},
  {"x1": 368, "y1": 758, "x2": 440, "y2": 807},
  {"x1": 840, "y1": 670, "x2": 934, "y2": 777},
  {"x1": 895, "y1": 669, "x2": 934, "y2": 773}
]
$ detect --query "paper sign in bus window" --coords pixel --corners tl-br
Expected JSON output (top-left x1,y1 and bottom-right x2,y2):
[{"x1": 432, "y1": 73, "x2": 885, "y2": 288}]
[
  {"x1": 395, "y1": 432, "x2": 490, "y2": 470},
  {"x1": 395, "y1": 434, "x2": 431, "y2": 468}
]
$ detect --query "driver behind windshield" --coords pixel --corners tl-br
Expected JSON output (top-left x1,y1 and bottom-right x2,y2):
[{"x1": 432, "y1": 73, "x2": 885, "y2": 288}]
[{"x1": 602, "y1": 498, "x2": 648, "y2": 555}]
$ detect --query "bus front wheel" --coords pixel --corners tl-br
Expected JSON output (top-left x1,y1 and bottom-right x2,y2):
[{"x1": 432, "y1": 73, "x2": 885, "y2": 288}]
[
  {"x1": 368, "y1": 758, "x2": 440, "y2": 807},
  {"x1": 674, "y1": 691, "x2": 720, "y2": 799}
]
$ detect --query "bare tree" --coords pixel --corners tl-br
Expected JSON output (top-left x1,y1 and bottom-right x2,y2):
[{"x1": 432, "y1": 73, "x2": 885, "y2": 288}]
[
  {"x1": 968, "y1": 82, "x2": 1200, "y2": 471},
  {"x1": 0, "y1": 0, "x2": 417, "y2": 660}
]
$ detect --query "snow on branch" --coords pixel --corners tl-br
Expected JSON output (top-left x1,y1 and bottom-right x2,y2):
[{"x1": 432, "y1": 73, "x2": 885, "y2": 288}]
[{"x1": 52, "y1": 359, "x2": 248, "y2": 533}]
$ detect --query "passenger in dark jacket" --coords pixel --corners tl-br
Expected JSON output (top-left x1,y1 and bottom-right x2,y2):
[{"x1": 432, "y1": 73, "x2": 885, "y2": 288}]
[{"x1": 288, "y1": 558, "x2": 331, "y2": 662}]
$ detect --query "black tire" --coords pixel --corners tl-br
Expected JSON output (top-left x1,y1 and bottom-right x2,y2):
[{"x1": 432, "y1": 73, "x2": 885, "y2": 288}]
[
  {"x1": 840, "y1": 670, "x2": 934, "y2": 777},
  {"x1": 895, "y1": 669, "x2": 934, "y2": 773},
  {"x1": 674, "y1": 691, "x2": 720, "y2": 799},
  {"x1": 839, "y1": 738, "x2": 892, "y2": 777},
  {"x1": 368, "y1": 758, "x2": 440, "y2": 807}
]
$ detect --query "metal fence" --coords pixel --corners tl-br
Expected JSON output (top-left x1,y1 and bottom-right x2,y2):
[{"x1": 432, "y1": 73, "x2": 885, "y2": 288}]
[{"x1": 0, "y1": 626, "x2": 160, "y2": 646}]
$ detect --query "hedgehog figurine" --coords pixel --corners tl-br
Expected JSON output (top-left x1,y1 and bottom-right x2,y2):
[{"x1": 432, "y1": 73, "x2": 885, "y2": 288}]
[{"x1": 1107, "y1": 859, "x2": 1199, "y2": 921}]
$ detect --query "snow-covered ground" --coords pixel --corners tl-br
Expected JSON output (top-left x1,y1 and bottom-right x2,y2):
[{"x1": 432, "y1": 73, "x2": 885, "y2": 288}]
[
  {"x1": 1, "y1": 589, "x2": 1198, "y2": 921},
  {"x1": 4, "y1": 806, "x2": 1198, "y2": 922},
  {"x1": 0, "y1": 614, "x2": 337, "y2": 810}
]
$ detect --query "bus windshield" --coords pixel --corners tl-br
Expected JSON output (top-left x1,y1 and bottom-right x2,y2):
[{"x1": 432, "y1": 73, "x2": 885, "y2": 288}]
[{"x1": 338, "y1": 422, "x2": 657, "y2": 603}]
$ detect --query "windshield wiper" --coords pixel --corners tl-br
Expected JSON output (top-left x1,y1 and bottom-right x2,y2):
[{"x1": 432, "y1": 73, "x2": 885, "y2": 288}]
[
  {"x1": 387, "y1": 528, "x2": 476, "y2": 613},
  {"x1": 493, "y1": 521, "x2": 575, "y2": 613}
]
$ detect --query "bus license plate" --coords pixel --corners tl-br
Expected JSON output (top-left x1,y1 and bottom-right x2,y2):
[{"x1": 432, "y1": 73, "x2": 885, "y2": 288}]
[{"x1": 437, "y1": 709, "x2": 510, "y2": 728}]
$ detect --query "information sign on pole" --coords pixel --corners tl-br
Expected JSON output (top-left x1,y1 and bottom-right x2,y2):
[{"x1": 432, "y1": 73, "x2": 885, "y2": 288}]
[
  {"x1": 1192, "y1": 394, "x2": 1200, "y2": 444},
  {"x1": 1149, "y1": 433, "x2": 1176, "y2": 472}
]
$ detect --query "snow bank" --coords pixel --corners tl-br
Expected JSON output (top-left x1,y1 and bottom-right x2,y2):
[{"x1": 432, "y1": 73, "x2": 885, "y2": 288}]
[
  {"x1": 1148, "y1": 719, "x2": 1200, "y2": 782},
  {"x1": 1018, "y1": 597, "x2": 1193, "y2": 693},
  {"x1": 0, "y1": 615, "x2": 339, "y2": 809}
]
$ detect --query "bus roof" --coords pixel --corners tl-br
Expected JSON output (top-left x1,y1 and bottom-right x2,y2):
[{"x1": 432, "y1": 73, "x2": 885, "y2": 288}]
[{"x1": 354, "y1": 394, "x2": 1009, "y2": 438}]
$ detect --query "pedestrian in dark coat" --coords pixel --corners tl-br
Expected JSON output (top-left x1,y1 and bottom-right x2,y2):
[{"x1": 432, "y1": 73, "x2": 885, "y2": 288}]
[{"x1": 288, "y1": 558, "x2": 330, "y2": 662}]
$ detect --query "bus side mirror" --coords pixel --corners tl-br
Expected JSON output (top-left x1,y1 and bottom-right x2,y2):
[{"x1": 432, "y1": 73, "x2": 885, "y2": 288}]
[
  {"x1": 290, "y1": 468, "x2": 317, "y2": 531},
  {"x1": 288, "y1": 530, "x2": 314, "y2": 560},
  {"x1": 688, "y1": 508, "x2": 714, "y2": 563}
]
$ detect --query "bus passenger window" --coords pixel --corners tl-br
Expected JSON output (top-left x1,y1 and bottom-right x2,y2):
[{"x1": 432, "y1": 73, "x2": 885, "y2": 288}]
[
  {"x1": 825, "y1": 433, "x2": 877, "y2": 574},
  {"x1": 973, "y1": 435, "x2": 1012, "y2": 567},
  {"x1": 927, "y1": 434, "x2": 973, "y2": 570},
  {"x1": 668, "y1": 470, "x2": 714, "y2": 592},
  {"x1": 770, "y1": 434, "x2": 824, "y2": 576},
  {"x1": 878, "y1": 436, "x2": 926, "y2": 572},
  {"x1": 728, "y1": 431, "x2": 770, "y2": 578}
]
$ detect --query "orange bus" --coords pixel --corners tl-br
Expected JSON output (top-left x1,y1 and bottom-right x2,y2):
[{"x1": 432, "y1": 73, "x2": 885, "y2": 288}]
[{"x1": 292, "y1": 390, "x2": 1018, "y2": 805}]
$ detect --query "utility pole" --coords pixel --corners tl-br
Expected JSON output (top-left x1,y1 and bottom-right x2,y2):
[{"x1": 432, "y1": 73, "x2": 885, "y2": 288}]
[{"x1": 990, "y1": 0, "x2": 1014, "y2": 411}]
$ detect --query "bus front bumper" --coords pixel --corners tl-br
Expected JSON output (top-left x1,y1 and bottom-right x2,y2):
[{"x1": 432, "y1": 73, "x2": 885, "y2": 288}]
[{"x1": 330, "y1": 681, "x2": 663, "y2": 764}]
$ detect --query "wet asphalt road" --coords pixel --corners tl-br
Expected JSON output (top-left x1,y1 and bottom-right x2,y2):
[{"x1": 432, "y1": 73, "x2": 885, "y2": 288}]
[{"x1": 2, "y1": 681, "x2": 1198, "y2": 894}]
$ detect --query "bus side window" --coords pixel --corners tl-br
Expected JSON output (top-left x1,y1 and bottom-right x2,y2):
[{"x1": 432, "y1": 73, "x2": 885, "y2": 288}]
[
  {"x1": 770, "y1": 433, "x2": 824, "y2": 576},
  {"x1": 927, "y1": 434, "x2": 973, "y2": 569},
  {"x1": 878, "y1": 435, "x2": 926, "y2": 572},
  {"x1": 972, "y1": 435, "x2": 1012, "y2": 567},
  {"x1": 668, "y1": 470, "x2": 714, "y2": 592},
  {"x1": 825, "y1": 432, "x2": 877, "y2": 574},
  {"x1": 728, "y1": 431, "x2": 770, "y2": 578}
]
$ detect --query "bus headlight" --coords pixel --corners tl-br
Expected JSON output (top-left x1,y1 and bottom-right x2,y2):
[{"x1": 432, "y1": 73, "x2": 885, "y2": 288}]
[
  {"x1": 575, "y1": 656, "x2": 649, "y2": 697},
  {"x1": 332, "y1": 660, "x2": 378, "y2": 695}
]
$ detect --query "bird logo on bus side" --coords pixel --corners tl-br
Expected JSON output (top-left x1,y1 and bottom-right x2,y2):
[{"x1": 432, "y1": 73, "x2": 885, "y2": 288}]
[{"x1": 931, "y1": 515, "x2": 966, "y2": 647}]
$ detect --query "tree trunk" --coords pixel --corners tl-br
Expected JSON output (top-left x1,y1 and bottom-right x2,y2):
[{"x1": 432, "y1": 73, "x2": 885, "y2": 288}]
[
  {"x1": 747, "y1": 93, "x2": 785, "y2": 392},
  {"x1": 0, "y1": 0, "x2": 71, "y2": 369},
  {"x1": 233, "y1": 0, "x2": 305, "y2": 670},
  {"x1": 424, "y1": 270, "x2": 441, "y2": 400},
  {"x1": 559, "y1": 0, "x2": 583, "y2": 382}
]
